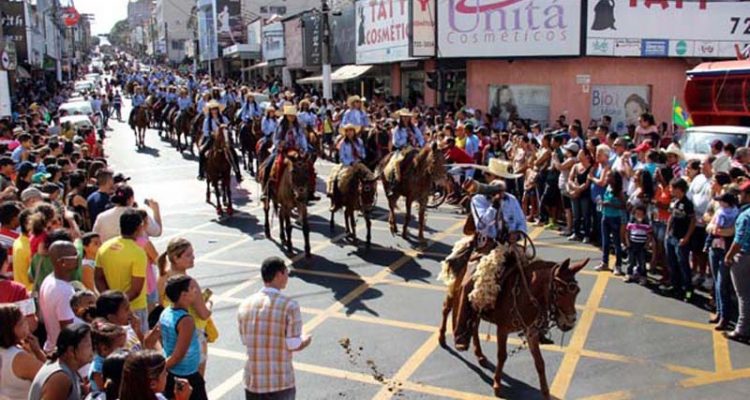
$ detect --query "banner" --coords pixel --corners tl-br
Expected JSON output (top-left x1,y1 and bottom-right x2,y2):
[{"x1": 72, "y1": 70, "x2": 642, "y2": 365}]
[
  {"x1": 262, "y1": 22, "x2": 284, "y2": 62},
  {"x1": 302, "y1": 14, "x2": 322, "y2": 67},
  {"x1": 0, "y1": 71, "x2": 10, "y2": 117},
  {"x1": 587, "y1": 0, "x2": 750, "y2": 58},
  {"x1": 215, "y1": 0, "x2": 244, "y2": 54},
  {"x1": 197, "y1": 0, "x2": 218, "y2": 61},
  {"x1": 0, "y1": 0, "x2": 28, "y2": 66},
  {"x1": 247, "y1": 20, "x2": 262, "y2": 53},
  {"x1": 489, "y1": 85, "x2": 551, "y2": 126},
  {"x1": 356, "y1": 0, "x2": 413, "y2": 64},
  {"x1": 284, "y1": 17, "x2": 303, "y2": 69},
  {"x1": 589, "y1": 85, "x2": 651, "y2": 134},
  {"x1": 438, "y1": 0, "x2": 582, "y2": 58},
  {"x1": 332, "y1": 3, "x2": 356, "y2": 65},
  {"x1": 410, "y1": 0, "x2": 435, "y2": 57}
]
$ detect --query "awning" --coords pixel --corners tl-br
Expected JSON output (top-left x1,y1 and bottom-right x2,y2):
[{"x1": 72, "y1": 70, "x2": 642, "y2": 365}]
[
  {"x1": 297, "y1": 65, "x2": 373, "y2": 85},
  {"x1": 241, "y1": 61, "x2": 268, "y2": 72}
]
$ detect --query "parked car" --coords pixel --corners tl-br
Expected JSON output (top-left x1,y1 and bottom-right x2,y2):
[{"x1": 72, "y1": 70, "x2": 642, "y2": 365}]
[
  {"x1": 74, "y1": 80, "x2": 96, "y2": 93},
  {"x1": 59, "y1": 115, "x2": 95, "y2": 131},
  {"x1": 59, "y1": 101, "x2": 93, "y2": 116},
  {"x1": 679, "y1": 125, "x2": 750, "y2": 160}
]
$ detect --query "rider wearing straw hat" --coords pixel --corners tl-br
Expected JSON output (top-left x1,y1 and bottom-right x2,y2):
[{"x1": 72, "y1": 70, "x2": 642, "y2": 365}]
[
  {"x1": 297, "y1": 99, "x2": 318, "y2": 130},
  {"x1": 261, "y1": 105, "x2": 315, "y2": 200},
  {"x1": 199, "y1": 100, "x2": 243, "y2": 182},
  {"x1": 327, "y1": 123, "x2": 367, "y2": 201},
  {"x1": 128, "y1": 85, "x2": 146, "y2": 129},
  {"x1": 341, "y1": 95, "x2": 370, "y2": 128},
  {"x1": 385, "y1": 108, "x2": 425, "y2": 195}
]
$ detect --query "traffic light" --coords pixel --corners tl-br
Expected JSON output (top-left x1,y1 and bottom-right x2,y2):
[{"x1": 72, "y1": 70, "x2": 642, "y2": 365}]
[{"x1": 426, "y1": 71, "x2": 438, "y2": 90}]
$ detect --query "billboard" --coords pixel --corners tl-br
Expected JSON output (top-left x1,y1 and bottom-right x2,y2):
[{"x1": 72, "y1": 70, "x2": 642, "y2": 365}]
[
  {"x1": 438, "y1": 0, "x2": 582, "y2": 58},
  {"x1": 587, "y1": 0, "x2": 750, "y2": 58},
  {"x1": 1, "y1": 0, "x2": 28, "y2": 66},
  {"x1": 284, "y1": 17, "x2": 303, "y2": 69},
  {"x1": 247, "y1": 20, "x2": 262, "y2": 53},
  {"x1": 489, "y1": 85, "x2": 551, "y2": 126},
  {"x1": 262, "y1": 22, "x2": 284, "y2": 62},
  {"x1": 332, "y1": 3, "x2": 356, "y2": 65},
  {"x1": 0, "y1": 71, "x2": 10, "y2": 117},
  {"x1": 410, "y1": 0, "x2": 435, "y2": 57},
  {"x1": 197, "y1": 0, "x2": 218, "y2": 61},
  {"x1": 302, "y1": 14, "x2": 322, "y2": 67},
  {"x1": 215, "y1": 0, "x2": 244, "y2": 53},
  {"x1": 590, "y1": 85, "x2": 651, "y2": 134},
  {"x1": 356, "y1": 0, "x2": 413, "y2": 64}
]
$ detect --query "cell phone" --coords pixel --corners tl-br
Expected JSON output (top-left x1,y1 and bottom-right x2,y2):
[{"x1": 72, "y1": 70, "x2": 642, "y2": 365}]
[
  {"x1": 144, "y1": 198, "x2": 150, "y2": 206},
  {"x1": 202, "y1": 288, "x2": 213, "y2": 301}
]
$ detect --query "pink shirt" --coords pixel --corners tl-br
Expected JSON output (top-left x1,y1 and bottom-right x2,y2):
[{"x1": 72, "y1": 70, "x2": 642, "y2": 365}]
[{"x1": 136, "y1": 236, "x2": 156, "y2": 294}]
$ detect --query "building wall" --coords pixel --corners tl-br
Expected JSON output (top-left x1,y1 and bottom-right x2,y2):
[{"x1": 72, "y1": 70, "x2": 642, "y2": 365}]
[
  {"x1": 155, "y1": 0, "x2": 192, "y2": 62},
  {"x1": 127, "y1": 0, "x2": 151, "y2": 27},
  {"x1": 467, "y1": 57, "x2": 695, "y2": 127}
]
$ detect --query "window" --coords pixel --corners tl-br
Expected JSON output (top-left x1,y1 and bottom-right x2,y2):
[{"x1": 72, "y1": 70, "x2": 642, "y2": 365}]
[{"x1": 171, "y1": 40, "x2": 184, "y2": 51}]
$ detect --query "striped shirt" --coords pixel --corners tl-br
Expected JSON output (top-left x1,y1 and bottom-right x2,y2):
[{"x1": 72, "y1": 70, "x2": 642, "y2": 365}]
[
  {"x1": 626, "y1": 218, "x2": 653, "y2": 244},
  {"x1": 238, "y1": 287, "x2": 303, "y2": 394}
]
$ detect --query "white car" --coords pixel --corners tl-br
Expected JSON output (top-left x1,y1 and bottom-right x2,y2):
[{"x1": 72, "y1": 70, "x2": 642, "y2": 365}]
[
  {"x1": 85, "y1": 73, "x2": 102, "y2": 84},
  {"x1": 59, "y1": 101, "x2": 93, "y2": 116},
  {"x1": 74, "y1": 80, "x2": 96, "y2": 93},
  {"x1": 59, "y1": 115, "x2": 95, "y2": 131},
  {"x1": 680, "y1": 126, "x2": 750, "y2": 160}
]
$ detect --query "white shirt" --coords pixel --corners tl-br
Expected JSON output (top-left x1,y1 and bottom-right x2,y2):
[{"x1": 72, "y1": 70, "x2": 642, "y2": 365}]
[
  {"x1": 93, "y1": 206, "x2": 161, "y2": 242},
  {"x1": 39, "y1": 274, "x2": 75, "y2": 352},
  {"x1": 0, "y1": 346, "x2": 32, "y2": 399},
  {"x1": 687, "y1": 173, "x2": 712, "y2": 227}
]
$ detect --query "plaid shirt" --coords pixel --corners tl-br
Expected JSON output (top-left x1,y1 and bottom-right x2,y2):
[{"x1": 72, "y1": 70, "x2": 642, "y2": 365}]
[{"x1": 238, "y1": 287, "x2": 303, "y2": 393}]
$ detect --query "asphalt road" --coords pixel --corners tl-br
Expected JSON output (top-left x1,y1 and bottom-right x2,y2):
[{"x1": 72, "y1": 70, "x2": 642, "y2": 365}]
[{"x1": 104, "y1": 102, "x2": 750, "y2": 400}]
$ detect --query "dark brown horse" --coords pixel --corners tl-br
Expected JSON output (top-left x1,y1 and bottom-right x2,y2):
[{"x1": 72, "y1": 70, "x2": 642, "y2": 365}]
[
  {"x1": 450, "y1": 255, "x2": 588, "y2": 399},
  {"x1": 133, "y1": 106, "x2": 149, "y2": 149},
  {"x1": 190, "y1": 113, "x2": 205, "y2": 155},
  {"x1": 364, "y1": 127, "x2": 390, "y2": 172},
  {"x1": 173, "y1": 106, "x2": 196, "y2": 153},
  {"x1": 262, "y1": 151, "x2": 312, "y2": 257},
  {"x1": 329, "y1": 163, "x2": 378, "y2": 246},
  {"x1": 238, "y1": 117, "x2": 262, "y2": 176},
  {"x1": 205, "y1": 126, "x2": 233, "y2": 216},
  {"x1": 378, "y1": 142, "x2": 447, "y2": 241}
]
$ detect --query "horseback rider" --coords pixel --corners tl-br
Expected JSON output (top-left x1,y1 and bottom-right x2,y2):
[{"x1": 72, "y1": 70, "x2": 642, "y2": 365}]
[
  {"x1": 128, "y1": 85, "x2": 146, "y2": 129},
  {"x1": 342, "y1": 95, "x2": 370, "y2": 128},
  {"x1": 199, "y1": 100, "x2": 243, "y2": 183},
  {"x1": 176, "y1": 88, "x2": 193, "y2": 124},
  {"x1": 240, "y1": 93, "x2": 262, "y2": 124},
  {"x1": 327, "y1": 123, "x2": 366, "y2": 207},
  {"x1": 164, "y1": 86, "x2": 179, "y2": 118},
  {"x1": 385, "y1": 109, "x2": 425, "y2": 195},
  {"x1": 112, "y1": 90, "x2": 123, "y2": 121},
  {"x1": 297, "y1": 99, "x2": 318, "y2": 131},
  {"x1": 258, "y1": 106, "x2": 278, "y2": 154}
]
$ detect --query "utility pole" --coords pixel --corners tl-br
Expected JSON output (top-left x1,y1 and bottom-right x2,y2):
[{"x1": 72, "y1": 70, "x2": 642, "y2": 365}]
[
  {"x1": 164, "y1": 21, "x2": 169, "y2": 65},
  {"x1": 321, "y1": 0, "x2": 332, "y2": 100}
]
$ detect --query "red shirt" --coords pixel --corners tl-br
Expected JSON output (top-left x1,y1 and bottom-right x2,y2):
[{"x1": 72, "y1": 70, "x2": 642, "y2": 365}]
[
  {"x1": 0, "y1": 279, "x2": 29, "y2": 303},
  {"x1": 30, "y1": 232, "x2": 47, "y2": 256},
  {"x1": 444, "y1": 147, "x2": 474, "y2": 164}
]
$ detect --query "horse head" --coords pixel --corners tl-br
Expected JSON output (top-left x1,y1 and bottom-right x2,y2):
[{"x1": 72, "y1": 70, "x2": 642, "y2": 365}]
[
  {"x1": 550, "y1": 258, "x2": 588, "y2": 332},
  {"x1": 287, "y1": 151, "x2": 310, "y2": 202},
  {"x1": 213, "y1": 125, "x2": 228, "y2": 149},
  {"x1": 425, "y1": 142, "x2": 447, "y2": 181},
  {"x1": 356, "y1": 166, "x2": 378, "y2": 213}
]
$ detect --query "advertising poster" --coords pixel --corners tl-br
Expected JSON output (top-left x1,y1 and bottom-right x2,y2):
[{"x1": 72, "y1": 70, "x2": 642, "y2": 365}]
[
  {"x1": 262, "y1": 22, "x2": 284, "y2": 62},
  {"x1": 410, "y1": 0, "x2": 435, "y2": 57},
  {"x1": 489, "y1": 85, "x2": 551, "y2": 126},
  {"x1": 198, "y1": 0, "x2": 218, "y2": 61},
  {"x1": 0, "y1": 71, "x2": 10, "y2": 117},
  {"x1": 587, "y1": 0, "x2": 750, "y2": 58},
  {"x1": 284, "y1": 17, "x2": 303, "y2": 69},
  {"x1": 589, "y1": 85, "x2": 651, "y2": 134},
  {"x1": 438, "y1": 0, "x2": 582, "y2": 58},
  {"x1": 247, "y1": 20, "x2": 262, "y2": 53},
  {"x1": 215, "y1": 0, "x2": 244, "y2": 53},
  {"x1": 0, "y1": 0, "x2": 28, "y2": 66},
  {"x1": 356, "y1": 0, "x2": 413, "y2": 64},
  {"x1": 332, "y1": 3, "x2": 356, "y2": 65},
  {"x1": 302, "y1": 14, "x2": 321, "y2": 67}
]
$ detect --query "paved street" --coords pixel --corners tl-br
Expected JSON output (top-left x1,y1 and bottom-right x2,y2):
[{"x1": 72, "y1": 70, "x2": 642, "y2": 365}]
[{"x1": 105, "y1": 105, "x2": 750, "y2": 400}]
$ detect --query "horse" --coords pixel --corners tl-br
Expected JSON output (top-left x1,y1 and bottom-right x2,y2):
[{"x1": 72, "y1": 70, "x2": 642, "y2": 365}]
[
  {"x1": 328, "y1": 163, "x2": 378, "y2": 246},
  {"x1": 364, "y1": 127, "x2": 391, "y2": 172},
  {"x1": 173, "y1": 106, "x2": 196, "y2": 153},
  {"x1": 238, "y1": 117, "x2": 261, "y2": 176},
  {"x1": 190, "y1": 113, "x2": 205, "y2": 155},
  {"x1": 450, "y1": 254, "x2": 588, "y2": 399},
  {"x1": 378, "y1": 142, "x2": 447, "y2": 241},
  {"x1": 205, "y1": 126, "x2": 234, "y2": 216},
  {"x1": 132, "y1": 106, "x2": 150, "y2": 149},
  {"x1": 261, "y1": 151, "x2": 312, "y2": 257}
]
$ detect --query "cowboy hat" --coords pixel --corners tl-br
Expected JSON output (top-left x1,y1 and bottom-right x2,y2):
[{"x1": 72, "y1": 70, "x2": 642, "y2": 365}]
[
  {"x1": 347, "y1": 95, "x2": 362, "y2": 107},
  {"x1": 299, "y1": 99, "x2": 311, "y2": 108},
  {"x1": 665, "y1": 143, "x2": 685, "y2": 160},
  {"x1": 338, "y1": 123, "x2": 361, "y2": 135},
  {"x1": 481, "y1": 158, "x2": 523, "y2": 179},
  {"x1": 284, "y1": 90, "x2": 295, "y2": 98},
  {"x1": 204, "y1": 100, "x2": 225, "y2": 113},
  {"x1": 396, "y1": 108, "x2": 413, "y2": 118},
  {"x1": 283, "y1": 105, "x2": 298, "y2": 116}
]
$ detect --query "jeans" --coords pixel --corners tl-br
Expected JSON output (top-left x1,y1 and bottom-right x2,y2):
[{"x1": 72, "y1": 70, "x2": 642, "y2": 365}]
[
  {"x1": 628, "y1": 242, "x2": 647, "y2": 277},
  {"x1": 665, "y1": 236, "x2": 693, "y2": 293},
  {"x1": 731, "y1": 254, "x2": 750, "y2": 336},
  {"x1": 709, "y1": 247, "x2": 735, "y2": 321},
  {"x1": 601, "y1": 216, "x2": 623, "y2": 266},
  {"x1": 571, "y1": 195, "x2": 592, "y2": 238},
  {"x1": 591, "y1": 208, "x2": 602, "y2": 243},
  {"x1": 245, "y1": 388, "x2": 296, "y2": 400}
]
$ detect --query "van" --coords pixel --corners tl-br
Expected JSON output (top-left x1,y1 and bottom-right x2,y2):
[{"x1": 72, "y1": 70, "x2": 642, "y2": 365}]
[{"x1": 679, "y1": 125, "x2": 750, "y2": 160}]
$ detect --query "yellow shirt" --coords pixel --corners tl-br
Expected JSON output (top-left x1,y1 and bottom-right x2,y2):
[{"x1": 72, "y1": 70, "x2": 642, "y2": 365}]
[
  {"x1": 12, "y1": 234, "x2": 32, "y2": 291},
  {"x1": 158, "y1": 273, "x2": 208, "y2": 331},
  {"x1": 456, "y1": 136, "x2": 467, "y2": 149},
  {"x1": 96, "y1": 237, "x2": 148, "y2": 310}
]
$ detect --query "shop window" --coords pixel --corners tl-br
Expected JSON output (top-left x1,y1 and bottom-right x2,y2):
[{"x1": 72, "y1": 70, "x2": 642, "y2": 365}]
[{"x1": 716, "y1": 78, "x2": 744, "y2": 112}]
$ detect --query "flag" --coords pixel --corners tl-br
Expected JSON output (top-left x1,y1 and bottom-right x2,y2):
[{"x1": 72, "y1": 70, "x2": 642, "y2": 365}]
[{"x1": 673, "y1": 98, "x2": 693, "y2": 128}]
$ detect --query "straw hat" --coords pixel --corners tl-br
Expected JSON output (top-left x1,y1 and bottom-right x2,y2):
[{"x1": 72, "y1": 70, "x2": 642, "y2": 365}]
[
  {"x1": 284, "y1": 90, "x2": 295, "y2": 98},
  {"x1": 339, "y1": 123, "x2": 361, "y2": 135},
  {"x1": 485, "y1": 158, "x2": 523, "y2": 179},
  {"x1": 299, "y1": 99, "x2": 311, "y2": 108},
  {"x1": 204, "y1": 99, "x2": 225, "y2": 113},
  {"x1": 283, "y1": 105, "x2": 298, "y2": 116},
  {"x1": 665, "y1": 143, "x2": 685, "y2": 160},
  {"x1": 395, "y1": 108, "x2": 413, "y2": 118},
  {"x1": 347, "y1": 95, "x2": 362, "y2": 107}
]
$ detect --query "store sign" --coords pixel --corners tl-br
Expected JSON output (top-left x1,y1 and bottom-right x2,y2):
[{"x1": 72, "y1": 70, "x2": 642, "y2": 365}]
[
  {"x1": 410, "y1": 0, "x2": 435, "y2": 57},
  {"x1": 284, "y1": 17, "x2": 303, "y2": 69},
  {"x1": 587, "y1": 0, "x2": 750, "y2": 58},
  {"x1": 61, "y1": 6, "x2": 80, "y2": 27},
  {"x1": 356, "y1": 0, "x2": 414, "y2": 64},
  {"x1": 590, "y1": 85, "x2": 651, "y2": 134},
  {"x1": 302, "y1": 14, "x2": 321, "y2": 67},
  {"x1": 332, "y1": 3, "x2": 356, "y2": 65},
  {"x1": 215, "y1": 0, "x2": 244, "y2": 52},
  {"x1": 438, "y1": 0, "x2": 582, "y2": 58},
  {"x1": 1, "y1": 0, "x2": 28, "y2": 66},
  {"x1": 262, "y1": 22, "x2": 284, "y2": 61},
  {"x1": 489, "y1": 85, "x2": 551, "y2": 125}
]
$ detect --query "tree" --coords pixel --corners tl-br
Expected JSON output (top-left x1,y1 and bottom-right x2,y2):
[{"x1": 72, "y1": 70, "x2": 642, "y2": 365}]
[{"x1": 109, "y1": 19, "x2": 130, "y2": 49}]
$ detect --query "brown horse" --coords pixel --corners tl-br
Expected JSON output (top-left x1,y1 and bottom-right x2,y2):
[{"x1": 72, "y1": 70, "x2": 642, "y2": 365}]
[
  {"x1": 451, "y1": 255, "x2": 588, "y2": 399},
  {"x1": 173, "y1": 106, "x2": 196, "y2": 153},
  {"x1": 262, "y1": 151, "x2": 312, "y2": 257},
  {"x1": 364, "y1": 128, "x2": 391, "y2": 172},
  {"x1": 190, "y1": 113, "x2": 205, "y2": 155},
  {"x1": 133, "y1": 106, "x2": 149, "y2": 149},
  {"x1": 205, "y1": 126, "x2": 234, "y2": 216},
  {"x1": 329, "y1": 163, "x2": 378, "y2": 246},
  {"x1": 378, "y1": 142, "x2": 447, "y2": 241},
  {"x1": 238, "y1": 117, "x2": 261, "y2": 176}
]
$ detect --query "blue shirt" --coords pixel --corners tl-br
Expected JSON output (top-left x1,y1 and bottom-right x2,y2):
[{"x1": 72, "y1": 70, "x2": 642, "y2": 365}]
[
  {"x1": 734, "y1": 204, "x2": 750, "y2": 254},
  {"x1": 10, "y1": 146, "x2": 25, "y2": 164},
  {"x1": 261, "y1": 116, "x2": 278, "y2": 137},
  {"x1": 341, "y1": 109, "x2": 369, "y2": 127},
  {"x1": 197, "y1": 99, "x2": 206, "y2": 114},
  {"x1": 392, "y1": 126, "x2": 425, "y2": 149},
  {"x1": 297, "y1": 111, "x2": 317, "y2": 129},
  {"x1": 471, "y1": 193, "x2": 527, "y2": 238},
  {"x1": 240, "y1": 102, "x2": 262, "y2": 122},
  {"x1": 160, "y1": 307, "x2": 201, "y2": 376},
  {"x1": 177, "y1": 97, "x2": 192, "y2": 111},
  {"x1": 203, "y1": 115, "x2": 229, "y2": 138},
  {"x1": 87, "y1": 191, "x2": 110, "y2": 227},
  {"x1": 88, "y1": 354, "x2": 105, "y2": 392},
  {"x1": 166, "y1": 92, "x2": 177, "y2": 103},
  {"x1": 464, "y1": 134, "x2": 480, "y2": 158},
  {"x1": 274, "y1": 123, "x2": 308, "y2": 154},
  {"x1": 339, "y1": 138, "x2": 366, "y2": 166},
  {"x1": 132, "y1": 94, "x2": 145, "y2": 107}
]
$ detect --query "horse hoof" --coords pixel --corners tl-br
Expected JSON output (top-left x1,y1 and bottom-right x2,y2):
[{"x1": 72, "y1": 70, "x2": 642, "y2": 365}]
[
  {"x1": 493, "y1": 385, "x2": 502, "y2": 398},
  {"x1": 478, "y1": 357, "x2": 492, "y2": 369},
  {"x1": 216, "y1": 208, "x2": 223, "y2": 216},
  {"x1": 438, "y1": 335, "x2": 446, "y2": 348},
  {"x1": 227, "y1": 208, "x2": 234, "y2": 216}
]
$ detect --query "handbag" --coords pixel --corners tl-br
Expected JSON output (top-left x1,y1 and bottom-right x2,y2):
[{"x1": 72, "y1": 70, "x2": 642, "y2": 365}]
[{"x1": 205, "y1": 317, "x2": 219, "y2": 343}]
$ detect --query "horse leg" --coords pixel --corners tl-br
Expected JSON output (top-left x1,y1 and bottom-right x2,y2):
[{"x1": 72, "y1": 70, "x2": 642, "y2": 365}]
[
  {"x1": 302, "y1": 208, "x2": 311, "y2": 258},
  {"x1": 285, "y1": 212, "x2": 294, "y2": 254},
  {"x1": 365, "y1": 213, "x2": 371, "y2": 248},
  {"x1": 402, "y1": 196, "x2": 412, "y2": 240},
  {"x1": 225, "y1": 178, "x2": 233, "y2": 216},
  {"x1": 493, "y1": 332, "x2": 509, "y2": 397},
  {"x1": 263, "y1": 198, "x2": 271, "y2": 238},
  {"x1": 418, "y1": 199, "x2": 427, "y2": 242},
  {"x1": 279, "y1": 209, "x2": 286, "y2": 245},
  {"x1": 527, "y1": 332, "x2": 551, "y2": 400},
  {"x1": 472, "y1": 324, "x2": 488, "y2": 367},
  {"x1": 438, "y1": 295, "x2": 451, "y2": 347},
  {"x1": 213, "y1": 181, "x2": 223, "y2": 215},
  {"x1": 344, "y1": 208, "x2": 351, "y2": 238},
  {"x1": 386, "y1": 193, "x2": 397, "y2": 235},
  {"x1": 205, "y1": 179, "x2": 211, "y2": 203},
  {"x1": 349, "y1": 209, "x2": 358, "y2": 245},
  {"x1": 329, "y1": 210, "x2": 335, "y2": 234}
]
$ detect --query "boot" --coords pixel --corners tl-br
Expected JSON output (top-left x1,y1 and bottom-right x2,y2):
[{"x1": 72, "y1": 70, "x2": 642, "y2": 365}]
[{"x1": 198, "y1": 154, "x2": 206, "y2": 180}]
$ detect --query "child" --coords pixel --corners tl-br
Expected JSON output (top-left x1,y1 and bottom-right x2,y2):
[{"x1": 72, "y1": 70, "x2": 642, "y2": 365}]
[
  {"x1": 596, "y1": 172, "x2": 626, "y2": 274},
  {"x1": 89, "y1": 319, "x2": 126, "y2": 393},
  {"x1": 705, "y1": 193, "x2": 740, "y2": 252},
  {"x1": 160, "y1": 274, "x2": 207, "y2": 400},
  {"x1": 71, "y1": 289, "x2": 97, "y2": 324},
  {"x1": 81, "y1": 232, "x2": 102, "y2": 292},
  {"x1": 625, "y1": 205, "x2": 653, "y2": 285},
  {"x1": 96, "y1": 290, "x2": 159, "y2": 351},
  {"x1": 85, "y1": 349, "x2": 129, "y2": 400},
  {"x1": 665, "y1": 178, "x2": 695, "y2": 300}
]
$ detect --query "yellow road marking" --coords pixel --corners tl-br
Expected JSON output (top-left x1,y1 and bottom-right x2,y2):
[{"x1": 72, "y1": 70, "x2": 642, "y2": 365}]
[
  {"x1": 712, "y1": 330, "x2": 733, "y2": 372},
  {"x1": 371, "y1": 332, "x2": 441, "y2": 400},
  {"x1": 680, "y1": 367, "x2": 750, "y2": 387},
  {"x1": 577, "y1": 389, "x2": 633, "y2": 400},
  {"x1": 643, "y1": 315, "x2": 714, "y2": 332},
  {"x1": 207, "y1": 370, "x2": 244, "y2": 399}
]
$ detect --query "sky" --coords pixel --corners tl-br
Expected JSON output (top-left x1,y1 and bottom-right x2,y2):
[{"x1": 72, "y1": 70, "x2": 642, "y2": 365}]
[{"x1": 68, "y1": 0, "x2": 130, "y2": 35}]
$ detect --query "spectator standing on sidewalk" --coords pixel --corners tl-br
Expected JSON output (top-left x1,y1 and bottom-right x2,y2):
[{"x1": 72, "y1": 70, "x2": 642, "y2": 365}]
[
  {"x1": 238, "y1": 257, "x2": 311, "y2": 400},
  {"x1": 724, "y1": 181, "x2": 750, "y2": 342}
]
